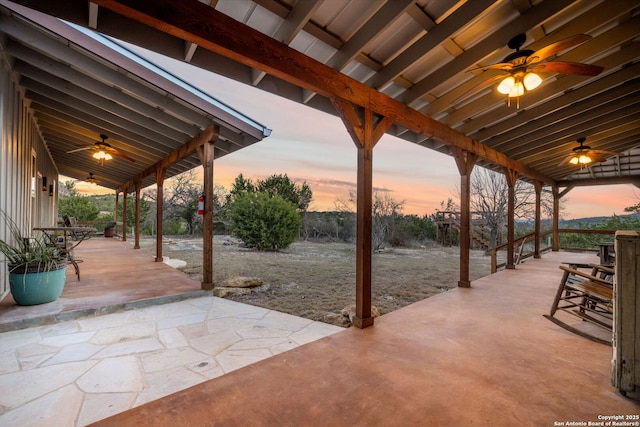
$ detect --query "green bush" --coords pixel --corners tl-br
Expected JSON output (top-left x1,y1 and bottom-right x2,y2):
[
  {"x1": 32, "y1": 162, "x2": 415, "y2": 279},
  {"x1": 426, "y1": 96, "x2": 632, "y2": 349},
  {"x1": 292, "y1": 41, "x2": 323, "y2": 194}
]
[
  {"x1": 228, "y1": 192, "x2": 301, "y2": 251},
  {"x1": 58, "y1": 195, "x2": 99, "y2": 221}
]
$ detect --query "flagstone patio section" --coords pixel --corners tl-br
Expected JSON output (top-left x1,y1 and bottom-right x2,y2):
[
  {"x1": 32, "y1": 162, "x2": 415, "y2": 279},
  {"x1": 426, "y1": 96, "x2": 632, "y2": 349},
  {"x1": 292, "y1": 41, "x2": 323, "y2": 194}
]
[{"x1": 0, "y1": 296, "x2": 342, "y2": 426}]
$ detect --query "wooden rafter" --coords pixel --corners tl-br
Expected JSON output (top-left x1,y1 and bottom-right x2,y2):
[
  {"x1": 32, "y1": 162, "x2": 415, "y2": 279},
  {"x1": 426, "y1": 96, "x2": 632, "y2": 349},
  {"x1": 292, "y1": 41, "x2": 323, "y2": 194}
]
[
  {"x1": 119, "y1": 125, "x2": 219, "y2": 192},
  {"x1": 91, "y1": 0, "x2": 554, "y2": 186}
]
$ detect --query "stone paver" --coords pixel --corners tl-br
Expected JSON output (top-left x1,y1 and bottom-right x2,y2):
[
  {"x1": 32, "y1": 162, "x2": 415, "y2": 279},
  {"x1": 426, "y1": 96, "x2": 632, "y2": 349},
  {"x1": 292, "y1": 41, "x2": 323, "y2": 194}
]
[{"x1": 0, "y1": 296, "x2": 343, "y2": 426}]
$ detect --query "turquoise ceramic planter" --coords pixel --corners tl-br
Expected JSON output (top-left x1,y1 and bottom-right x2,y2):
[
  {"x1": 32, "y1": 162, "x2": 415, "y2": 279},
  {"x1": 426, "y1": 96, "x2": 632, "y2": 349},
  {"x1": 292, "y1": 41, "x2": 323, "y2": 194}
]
[{"x1": 9, "y1": 266, "x2": 66, "y2": 306}]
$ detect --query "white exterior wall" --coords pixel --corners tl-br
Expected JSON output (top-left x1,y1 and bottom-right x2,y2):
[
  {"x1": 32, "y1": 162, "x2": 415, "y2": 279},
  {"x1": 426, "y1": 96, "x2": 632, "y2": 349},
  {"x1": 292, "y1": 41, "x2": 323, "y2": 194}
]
[{"x1": 0, "y1": 53, "x2": 59, "y2": 299}]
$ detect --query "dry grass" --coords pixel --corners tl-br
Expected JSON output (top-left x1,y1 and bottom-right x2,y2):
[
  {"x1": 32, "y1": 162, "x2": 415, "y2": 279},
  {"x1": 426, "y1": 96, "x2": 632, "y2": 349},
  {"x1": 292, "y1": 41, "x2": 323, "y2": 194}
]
[{"x1": 137, "y1": 236, "x2": 492, "y2": 326}]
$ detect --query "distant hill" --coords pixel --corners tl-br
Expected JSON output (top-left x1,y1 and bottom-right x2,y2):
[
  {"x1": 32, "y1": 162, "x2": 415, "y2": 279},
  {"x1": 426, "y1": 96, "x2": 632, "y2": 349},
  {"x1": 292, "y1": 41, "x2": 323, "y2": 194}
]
[
  {"x1": 561, "y1": 213, "x2": 640, "y2": 228},
  {"x1": 515, "y1": 213, "x2": 639, "y2": 229}
]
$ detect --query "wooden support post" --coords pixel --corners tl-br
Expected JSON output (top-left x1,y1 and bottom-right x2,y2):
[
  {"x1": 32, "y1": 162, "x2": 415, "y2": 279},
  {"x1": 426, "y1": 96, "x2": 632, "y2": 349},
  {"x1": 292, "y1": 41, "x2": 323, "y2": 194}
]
[
  {"x1": 534, "y1": 180, "x2": 542, "y2": 258},
  {"x1": 197, "y1": 128, "x2": 219, "y2": 291},
  {"x1": 155, "y1": 168, "x2": 165, "y2": 262},
  {"x1": 452, "y1": 147, "x2": 476, "y2": 287},
  {"x1": 552, "y1": 186, "x2": 559, "y2": 252},
  {"x1": 121, "y1": 188, "x2": 128, "y2": 242},
  {"x1": 552, "y1": 185, "x2": 574, "y2": 251},
  {"x1": 331, "y1": 97, "x2": 392, "y2": 329},
  {"x1": 504, "y1": 168, "x2": 519, "y2": 269},
  {"x1": 134, "y1": 181, "x2": 141, "y2": 249},
  {"x1": 114, "y1": 190, "x2": 119, "y2": 227}
]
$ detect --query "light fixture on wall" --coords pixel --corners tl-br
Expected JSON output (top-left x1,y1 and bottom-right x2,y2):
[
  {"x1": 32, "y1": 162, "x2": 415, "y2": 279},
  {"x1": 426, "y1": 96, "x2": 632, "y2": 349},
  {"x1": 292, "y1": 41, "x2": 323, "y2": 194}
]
[
  {"x1": 48, "y1": 184, "x2": 54, "y2": 197},
  {"x1": 42, "y1": 176, "x2": 47, "y2": 191}
]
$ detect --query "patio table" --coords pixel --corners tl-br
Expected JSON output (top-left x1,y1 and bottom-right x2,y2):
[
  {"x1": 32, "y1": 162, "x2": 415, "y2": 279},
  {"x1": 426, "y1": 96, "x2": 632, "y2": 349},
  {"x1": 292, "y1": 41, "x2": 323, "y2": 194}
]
[{"x1": 33, "y1": 226, "x2": 96, "y2": 281}]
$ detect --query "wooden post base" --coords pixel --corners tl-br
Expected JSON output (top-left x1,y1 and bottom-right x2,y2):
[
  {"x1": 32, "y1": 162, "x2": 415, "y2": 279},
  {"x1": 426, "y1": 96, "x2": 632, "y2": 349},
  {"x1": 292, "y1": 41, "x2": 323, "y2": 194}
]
[{"x1": 352, "y1": 316, "x2": 374, "y2": 329}]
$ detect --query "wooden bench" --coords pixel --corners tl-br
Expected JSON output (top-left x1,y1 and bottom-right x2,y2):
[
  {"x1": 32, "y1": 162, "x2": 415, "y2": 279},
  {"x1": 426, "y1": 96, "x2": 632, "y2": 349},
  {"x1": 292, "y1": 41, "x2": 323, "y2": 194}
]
[{"x1": 544, "y1": 264, "x2": 614, "y2": 345}]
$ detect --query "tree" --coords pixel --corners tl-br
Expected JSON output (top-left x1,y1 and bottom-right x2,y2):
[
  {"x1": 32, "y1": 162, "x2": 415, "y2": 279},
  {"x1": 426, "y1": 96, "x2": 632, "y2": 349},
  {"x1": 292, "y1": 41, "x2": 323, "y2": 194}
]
[
  {"x1": 57, "y1": 181, "x2": 100, "y2": 221},
  {"x1": 624, "y1": 201, "x2": 640, "y2": 214},
  {"x1": 225, "y1": 173, "x2": 310, "y2": 249},
  {"x1": 164, "y1": 170, "x2": 203, "y2": 234},
  {"x1": 257, "y1": 174, "x2": 312, "y2": 212},
  {"x1": 466, "y1": 168, "x2": 556, "y2": 249},
  {"x1": 335, "y1": 189, "x2": 405, "y2": 250},
  {"x1": 228, "y1": 191, "x2": 301, "y2": 251},
  {"x1": 115, "y1": 194, "x2": 153, "y2": 234},
  {"x1": 228, "y1": 173, "x2": 312, "y2": 213},
  {"x1": 226, "y1": 173, "x2": 255, "y2": 205}
]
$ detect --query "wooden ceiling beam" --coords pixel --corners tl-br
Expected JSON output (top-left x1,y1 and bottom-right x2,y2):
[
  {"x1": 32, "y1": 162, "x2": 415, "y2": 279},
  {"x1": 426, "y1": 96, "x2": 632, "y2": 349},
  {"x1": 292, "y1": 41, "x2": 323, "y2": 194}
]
[
  {"x1": 91, "y1": 0, "x2": 555, "y2": 185},
  {"x1": 556, "y1": 176, "x2": 640, "y2": 188},
  {"x1": 120, "y1": 125, "x2": 219, "y2": 192}
]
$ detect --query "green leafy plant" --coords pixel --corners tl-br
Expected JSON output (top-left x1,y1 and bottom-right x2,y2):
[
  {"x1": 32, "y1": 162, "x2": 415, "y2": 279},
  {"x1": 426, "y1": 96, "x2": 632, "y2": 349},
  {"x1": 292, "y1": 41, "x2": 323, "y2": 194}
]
[
  {"x1": 0, "y1": 210, "x2": 63, "y2": 274},
  {"x1": 228, "y1": 192, "x2": 301, "y2": 251}
]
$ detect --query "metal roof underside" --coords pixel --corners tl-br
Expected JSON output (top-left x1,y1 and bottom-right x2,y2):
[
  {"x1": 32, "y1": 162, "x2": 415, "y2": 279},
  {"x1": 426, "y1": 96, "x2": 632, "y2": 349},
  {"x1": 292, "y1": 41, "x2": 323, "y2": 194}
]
[
  {"x1": 0, "y1": 1, "x2": 270, "y2": 191},
  {"x1": 5, "y1": 0, "x2": 640, "y2": 189}
]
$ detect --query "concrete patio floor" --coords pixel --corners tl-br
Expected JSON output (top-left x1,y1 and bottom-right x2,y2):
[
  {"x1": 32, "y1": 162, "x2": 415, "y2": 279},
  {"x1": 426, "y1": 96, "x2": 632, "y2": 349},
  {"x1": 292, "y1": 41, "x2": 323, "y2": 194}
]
[
  {"x1": 0, "y1": 239, "x2": 638, "y2": 426},
  {"x1": 92, "y1": 250, "x2": 639, "y2": 427}
]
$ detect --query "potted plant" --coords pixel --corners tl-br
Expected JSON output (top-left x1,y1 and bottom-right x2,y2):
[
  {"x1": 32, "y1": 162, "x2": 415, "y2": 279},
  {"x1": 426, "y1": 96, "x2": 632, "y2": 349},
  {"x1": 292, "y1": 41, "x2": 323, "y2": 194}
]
[
  {"x1": 104, "y1": 221, "x2": 116, "y2": 238},
  {"x1": 0, "y1": 211, "x2": 66, "y2": 305}
]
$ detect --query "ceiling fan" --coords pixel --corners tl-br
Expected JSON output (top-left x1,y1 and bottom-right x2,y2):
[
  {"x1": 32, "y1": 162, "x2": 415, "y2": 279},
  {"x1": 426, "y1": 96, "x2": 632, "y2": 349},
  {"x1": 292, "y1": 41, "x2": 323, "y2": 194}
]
[
  {"x1": 559, "y1": 137, "x2": 620, "y2": 167},
  {"x1": 85, "y1": 173, "x2": 98, "y2": 185},
  {"x1": 67, "y1": 134, "x2": 135, "y2": 164},
  {"x1": 460, "y1": 34, "x2": 604, "y2": 107}
]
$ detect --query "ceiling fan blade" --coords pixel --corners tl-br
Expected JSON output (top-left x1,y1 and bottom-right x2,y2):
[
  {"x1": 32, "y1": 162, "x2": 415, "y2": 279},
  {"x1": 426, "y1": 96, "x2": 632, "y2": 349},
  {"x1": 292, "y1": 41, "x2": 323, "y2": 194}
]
[
  {"x1": 66, "y1": 146, "x2": 92, "y2": 154},
  {"x1": 591, "y1": 149, "x2": 621, "y2": 156},
  {"x1": 106, "y1": 147, "x2": 136, "y2": 162},
  {"x1": 588, "y1": 153, "x2": 608, "y2": 163},
  {"x1": 529, "y1": 61, "x2": 604, "y2": 76},
  {"x1": 526, "y1": 34, "x2": 592, "y2": 64},
  {"x1": 471, "y1": 62, "x2": 514, "y2": 72},
  {"x1": 453, "y1": 74, "x2": 506, "y2": 104}
]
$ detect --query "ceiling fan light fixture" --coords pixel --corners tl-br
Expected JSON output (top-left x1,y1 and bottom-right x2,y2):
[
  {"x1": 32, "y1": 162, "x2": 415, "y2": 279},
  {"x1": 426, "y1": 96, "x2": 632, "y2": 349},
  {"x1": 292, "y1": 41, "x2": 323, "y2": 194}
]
[
  {"x1": 92, "y1": 150, "x2": 112, "y2": 161},
  {"x1": 523, "y1": 72, "x2": 542, "y2": 90},
  {"x1": 569, "y1": 156, "x2": 579, "y2": 165},
  {"x1": 508, "y1": 81, "x2": 524, "y2": 98},
  {"x1": 497, "y1": 76, "x2": 515, "y2": 94},
  {"x1": 578, "y1": 154, "x2": 592, "y2": 164}
]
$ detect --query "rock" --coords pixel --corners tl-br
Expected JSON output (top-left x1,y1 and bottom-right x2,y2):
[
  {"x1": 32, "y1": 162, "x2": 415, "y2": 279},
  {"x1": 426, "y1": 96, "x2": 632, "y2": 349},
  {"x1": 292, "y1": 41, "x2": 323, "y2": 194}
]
[
  {"x1": 213, "y1": 283, "x2": 270, "y2": 298},
  {"x1": 213, "y1": 287, "x2": 252, "y2": 298},
  {"x1": 340, "y1": 304, "x2": 381, "y2": 327},
  {"x1": 221, "y1": 276, "x2": 263, "y2": 288},
  {"x1": 324, "y1": 312, "x2": 349, "y2": 328}
]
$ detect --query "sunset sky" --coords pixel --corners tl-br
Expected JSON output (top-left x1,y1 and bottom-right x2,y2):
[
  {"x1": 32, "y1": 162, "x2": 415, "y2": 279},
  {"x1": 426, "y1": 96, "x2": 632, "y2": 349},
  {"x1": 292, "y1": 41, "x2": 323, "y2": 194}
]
[{"x1": 70, "y1": 45, "x2": 638, "y2": 220}]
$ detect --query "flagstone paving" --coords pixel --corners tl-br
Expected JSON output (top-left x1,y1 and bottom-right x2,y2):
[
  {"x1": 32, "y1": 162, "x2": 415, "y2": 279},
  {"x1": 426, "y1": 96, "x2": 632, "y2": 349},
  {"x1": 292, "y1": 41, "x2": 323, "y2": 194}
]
[{"x1": 0, "y1": 296, "x2": 343, "y2": 426}]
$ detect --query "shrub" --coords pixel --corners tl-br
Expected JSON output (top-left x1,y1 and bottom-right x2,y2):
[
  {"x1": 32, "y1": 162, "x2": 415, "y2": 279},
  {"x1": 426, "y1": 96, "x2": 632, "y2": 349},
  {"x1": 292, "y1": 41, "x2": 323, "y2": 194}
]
[{"x1": 228, "y1": 192, "x2": 301, "y2": 251}]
